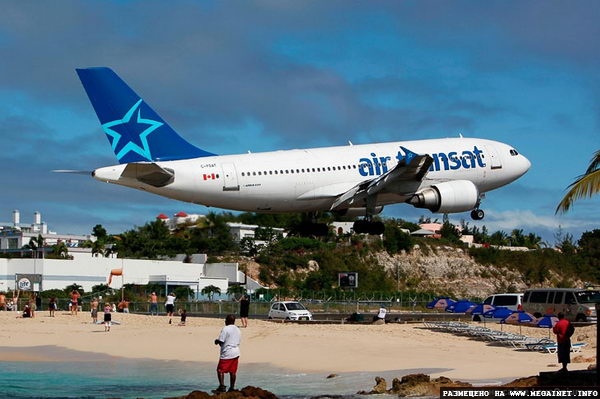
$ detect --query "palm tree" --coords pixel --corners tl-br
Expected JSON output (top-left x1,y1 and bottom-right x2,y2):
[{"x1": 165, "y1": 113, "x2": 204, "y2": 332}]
[
  {"x1": 23, "y1": 234, "x2": 45, "y2": 258},
  {"x1": 201, "y1": 285, "x2": 221, "y2": 301},
  {"x1": 556, "y1": 150, "x2": 600, "y2": 213}
]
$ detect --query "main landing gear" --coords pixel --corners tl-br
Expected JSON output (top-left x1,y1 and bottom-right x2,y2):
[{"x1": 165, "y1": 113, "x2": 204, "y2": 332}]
[{"x1": 353, "y1": 219, "x2": 385, "y2": 235}]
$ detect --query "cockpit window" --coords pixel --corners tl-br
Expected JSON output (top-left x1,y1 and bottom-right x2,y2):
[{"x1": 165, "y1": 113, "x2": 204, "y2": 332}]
[{"x1": 509, "y1": 149, "x2": 519, "y2": 156}]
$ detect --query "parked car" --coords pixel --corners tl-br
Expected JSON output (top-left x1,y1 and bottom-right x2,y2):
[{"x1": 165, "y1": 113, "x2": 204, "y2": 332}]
[
  {"x1": 268, "y1": 301, "x2": 313, "y2": 321},
  {"x1": 472, "y1": 293, "x2": 523, "y2": 321},
  {"x1": 522, "y1": 288, "x2": 600, "y2": 322}
]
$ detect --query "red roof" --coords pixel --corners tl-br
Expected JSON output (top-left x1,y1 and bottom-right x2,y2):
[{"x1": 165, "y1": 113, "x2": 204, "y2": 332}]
[
  {"x1": 157, "y1": 213, "x2": 169, "y2": 220},
  {"x1": 175, "y1": 211, "x2": 188, "y2": 217}
]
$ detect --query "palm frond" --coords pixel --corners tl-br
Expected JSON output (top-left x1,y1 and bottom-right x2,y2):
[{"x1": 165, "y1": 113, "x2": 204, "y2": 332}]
[
  {"x1": 584, "y1": 150, "x2": 600, "y2": 174},
  {"x1": 556, "y1": 169, "x2": 600, "y2": 213}
]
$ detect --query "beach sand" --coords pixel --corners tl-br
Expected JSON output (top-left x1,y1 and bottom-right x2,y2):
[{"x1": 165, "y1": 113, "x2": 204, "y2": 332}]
[{"x1": 1, "y1": 310, "x2": 596, "y2": 384}]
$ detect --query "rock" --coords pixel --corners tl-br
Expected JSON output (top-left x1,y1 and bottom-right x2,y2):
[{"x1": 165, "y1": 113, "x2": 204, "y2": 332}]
[
  {"x1": 167, "y1": 386, "x2": 278, "y2": 399},
  {"x1": 572, "y1": 355, "x2": 595, "y2": 364},
  {"x1": 371, "y1": 376, "x2": 387, "y2": 394},
  {"x1": 501, "y1": 376, "x2": 538, "y2": 388},
  {"x1": 362, "y1": 374, "x2": 472, "y2": 397},
  {"x1": 326, "y1": 374, "x2": 339, "y2": 379}
]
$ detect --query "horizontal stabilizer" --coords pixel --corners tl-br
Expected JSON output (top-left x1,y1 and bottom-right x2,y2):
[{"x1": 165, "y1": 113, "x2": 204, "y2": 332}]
[{"x1": 122, "y1": 163, "x2": 174, "y2": 187}]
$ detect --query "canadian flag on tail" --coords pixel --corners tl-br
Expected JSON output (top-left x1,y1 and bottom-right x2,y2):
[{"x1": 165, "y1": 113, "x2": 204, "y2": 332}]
[
  {"x1": 203, "y1": 173, "x2": 216, "y2": 180},
  {"x1": 108, "y1": 268, "x2": 123, "y2": 285}
]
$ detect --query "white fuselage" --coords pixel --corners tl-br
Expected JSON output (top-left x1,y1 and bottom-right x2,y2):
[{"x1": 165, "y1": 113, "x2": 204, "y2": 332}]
[{"x1": 93, "y1": 137, "x2": 530, "y2": 214}]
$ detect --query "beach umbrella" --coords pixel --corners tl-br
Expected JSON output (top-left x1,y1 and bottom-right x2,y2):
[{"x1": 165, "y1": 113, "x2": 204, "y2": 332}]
[
  {"x1": 445, "y1": 300, "x2": 476, "y2": 313},
  {"x1": 483, "y1": 306, "x2": 513, "y2": 320},
  {"x1": 466, "y1": 303, "x2": 495, "y2": 315},
  {"x1": 533, "y1": 315, "x2": 559, "y2": 337},
  {"x1": 466, "y1": 303, "x2": 495, "y2": 324},
  {"x1": 501, "y1": 310, "x2": 535, "y2": 334},
  {"x1": 426, "y1": 297, "x2": 456, "y2": 311},
  {"x1": 534, "y1": 315, "x2": 559, "y2": 328}
]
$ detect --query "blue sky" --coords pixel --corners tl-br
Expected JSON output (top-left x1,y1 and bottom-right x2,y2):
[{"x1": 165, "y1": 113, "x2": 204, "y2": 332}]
[{"x1": 0, "y1": 1, "x2": 598, "y2": 245}]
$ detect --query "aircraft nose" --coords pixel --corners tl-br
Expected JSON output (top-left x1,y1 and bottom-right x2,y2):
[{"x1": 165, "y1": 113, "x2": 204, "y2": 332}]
[{"x1": 513, "y1": 153, "x2": 531, "y2": 179}]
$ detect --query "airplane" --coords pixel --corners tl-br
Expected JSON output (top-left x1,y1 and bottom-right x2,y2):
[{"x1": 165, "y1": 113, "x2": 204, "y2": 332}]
[{"x1": 73, "y1": 67, "x2": 531, "y2": 235}]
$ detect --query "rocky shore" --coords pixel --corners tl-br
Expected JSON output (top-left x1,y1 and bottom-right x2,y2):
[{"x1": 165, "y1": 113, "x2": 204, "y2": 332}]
[
  {"x1": 166, "y1": 368, "x2": 597, "y2": 399},
  {"x1": 357, "y1": 369, "x2": 597, "y2": 397}
]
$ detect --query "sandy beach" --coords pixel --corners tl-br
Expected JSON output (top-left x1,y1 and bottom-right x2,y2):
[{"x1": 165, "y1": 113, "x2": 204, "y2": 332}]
[{"x1": 1, "y1": 310, "x2": 596, "y2": 385}]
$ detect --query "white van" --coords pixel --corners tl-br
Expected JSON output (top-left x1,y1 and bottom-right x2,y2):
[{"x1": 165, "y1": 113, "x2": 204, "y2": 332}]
[
  {"x1": 472, "y1": 293, "x2": 523, "y2": 321},
  {"x1": 482, "y1": 293, "x2": 524, "y2": 311},
  {"x1": 522, "y1": 288, "x2": 600, "y2": 322}
]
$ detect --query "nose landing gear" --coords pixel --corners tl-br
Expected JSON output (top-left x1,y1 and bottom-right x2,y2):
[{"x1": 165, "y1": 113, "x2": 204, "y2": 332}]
[{"x1": 470, "y1": 208, "x2": 485, "y2": 220}]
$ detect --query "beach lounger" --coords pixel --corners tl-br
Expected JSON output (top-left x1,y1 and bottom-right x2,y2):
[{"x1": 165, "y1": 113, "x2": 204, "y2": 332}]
[
  {"x1": 571, "y1": 343, "x2": 586, "y2": 352},
  {"x1": 542, "y1": 342, "x2": 586, "y2": 353}
]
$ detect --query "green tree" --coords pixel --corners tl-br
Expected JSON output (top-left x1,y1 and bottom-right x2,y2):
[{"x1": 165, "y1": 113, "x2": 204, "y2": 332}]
[
  {"x1": 201, "y1": 285, "x2": 221, "y2": 301},
  {"x1": 22, "y1": 234, "x2": 45, "y2": 258},
  {"x1": 439, "y1": 219, "x2": 462, "y2": 244},
  {"x1": 227, "y1": 284, "x2": 246, "y2": 297},
  {"x1": 49, "y1": 242, "x2": 69, "y2": 259},
  {"x1": 556, "y1": 150, "x2": 600, "y2": 213},
  {"x1": 382, "y1": 220, "x2": 413, "y2": 254}
]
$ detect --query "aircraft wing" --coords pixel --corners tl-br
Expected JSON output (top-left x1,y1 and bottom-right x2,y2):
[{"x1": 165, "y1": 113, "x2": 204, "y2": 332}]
[{"x1": 330, "y1": 147, "x2": 433, "y2": 210}]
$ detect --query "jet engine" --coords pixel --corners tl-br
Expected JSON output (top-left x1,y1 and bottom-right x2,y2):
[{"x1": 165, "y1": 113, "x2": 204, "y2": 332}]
[{"x1": 408, "y1": 180, "x2": 479, "y2": 213}]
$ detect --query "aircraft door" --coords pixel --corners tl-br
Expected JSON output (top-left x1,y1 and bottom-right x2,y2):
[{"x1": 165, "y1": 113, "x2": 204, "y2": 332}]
[
  {"x1": 221, "y1": 163, "x2": 239, "y2": 191},
  {"x1": 485, "y1": 145, "x2": 502, "y2": 170}
]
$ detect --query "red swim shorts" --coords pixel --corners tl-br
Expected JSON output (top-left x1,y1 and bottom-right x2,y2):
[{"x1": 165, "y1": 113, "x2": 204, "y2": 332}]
[{"x1": 217, "y1": 357, "x2": 239, "y2": 373}]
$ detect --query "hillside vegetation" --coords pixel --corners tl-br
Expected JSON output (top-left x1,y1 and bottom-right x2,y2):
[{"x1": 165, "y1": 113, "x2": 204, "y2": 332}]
[{"x1": 83, "y1": 213, "x2": 600, "y2": 301}]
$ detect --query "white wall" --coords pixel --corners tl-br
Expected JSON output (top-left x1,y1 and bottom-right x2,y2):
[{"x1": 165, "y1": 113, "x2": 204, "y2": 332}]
[{"x1": 0, "y1": 257, "x2": 239, "y2": 294}]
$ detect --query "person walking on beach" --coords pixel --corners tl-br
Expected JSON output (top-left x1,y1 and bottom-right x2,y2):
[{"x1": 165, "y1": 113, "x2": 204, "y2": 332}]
[
  {"x1": 239, "y1": 294, "x2": 250, "y2": 328},
  {"x1": 0, "y1": 292, "x2": 6, "y2": 311},
  {"x1": 91, "y1": 297, "x2": 99, "y2": 324},
  {"x1": 48, "y1": 297, "x2": 57, "y2": 317},
  {"x1": 214, "y1": 314, "x2": 241, "y2": 393},
  {"x1": 149, "y1": 292, "x2": 158, "y2": 316},
  {"x1": 165, "y1": 292, "x2": 176, "y2": 324},
  {"x1": 70, "y1": 290, "x2": 80, "y2": 316},
  {"x1": 103, "y1": 303, "x2": 112, "y2": 332},
  {"x1": 29, "y1": 294, "x2": 37, "y2": 318},
  {"x1": 553, "y1": 312, "x2": 574, "y2": 372}
]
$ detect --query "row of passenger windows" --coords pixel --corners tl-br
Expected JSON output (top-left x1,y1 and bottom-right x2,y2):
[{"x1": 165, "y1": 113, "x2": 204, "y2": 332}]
[{"x1": 240, "y1": 164, "x2": 360, "y2": 177}]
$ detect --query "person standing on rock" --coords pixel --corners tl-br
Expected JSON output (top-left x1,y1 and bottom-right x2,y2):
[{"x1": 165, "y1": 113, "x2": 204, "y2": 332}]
[
  {"x1": 553, "y1": 312, "x2": 574, "y2": 372},
  {"x1": 214, "y1": 314, "x2": 241, "y2": 393}
]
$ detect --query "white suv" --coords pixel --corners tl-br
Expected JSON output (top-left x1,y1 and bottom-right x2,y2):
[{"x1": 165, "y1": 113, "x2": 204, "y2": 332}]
[{"x1": 268, "y1": 301, "x2": 313, "y2": 321}]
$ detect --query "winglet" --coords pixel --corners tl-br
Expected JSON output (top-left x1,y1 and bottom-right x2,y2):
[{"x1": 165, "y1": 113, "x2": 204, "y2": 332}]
[{"x1": 76, "y1": 67, "x2": 215, "y2": 164}]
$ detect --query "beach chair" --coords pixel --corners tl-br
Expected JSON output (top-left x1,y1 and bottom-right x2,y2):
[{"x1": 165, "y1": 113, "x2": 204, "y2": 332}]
[
  {"x1": 570, "y1": 343, "x2": 587, "y2": 352},
  {"x1": 542, "y1": 342, "x2": 587, "y2": 354},
  {"x1": 522, "y1": 338, "x2": 554, "y2": 351}
]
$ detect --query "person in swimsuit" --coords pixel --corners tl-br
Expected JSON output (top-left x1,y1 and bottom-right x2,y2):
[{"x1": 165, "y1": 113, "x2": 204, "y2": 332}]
[
  {"x1": 70, "y1": 290, "x2": 80, "y2": 316},
  {"x1": 103, "y1": 303, "x2": 112, "y2": 332},
  {"x1": 91, "y1": 298, "x2": 99, "y2": 323}
]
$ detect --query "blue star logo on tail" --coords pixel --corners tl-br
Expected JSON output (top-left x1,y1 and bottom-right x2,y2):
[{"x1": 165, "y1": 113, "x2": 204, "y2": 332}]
[{"x1": 102, "y1": 99, "x2": 163, "y2": 162}]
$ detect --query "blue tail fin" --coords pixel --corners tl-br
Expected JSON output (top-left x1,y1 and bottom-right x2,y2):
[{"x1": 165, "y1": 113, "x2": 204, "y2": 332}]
[{"x1": 76, "y1": 67, "x2": 215, "y2": 163}]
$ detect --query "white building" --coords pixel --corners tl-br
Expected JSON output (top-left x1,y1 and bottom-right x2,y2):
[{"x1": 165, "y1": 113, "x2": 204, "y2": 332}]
[
  {"x1": 0, "y1": 248, "x2": 263, "y2": 298},
  {"x1": 157, "y1": 211, "x2": 206, "y2": 230},
  {"x1": 0, "y1": 210, "x2": 91, "y2": 251},
  {"x1": 226, "y1": 222, "x2": 286, "y2": 242},
  {"x1": 0, "y1": 210, "x2": 263, "y2": 297}
]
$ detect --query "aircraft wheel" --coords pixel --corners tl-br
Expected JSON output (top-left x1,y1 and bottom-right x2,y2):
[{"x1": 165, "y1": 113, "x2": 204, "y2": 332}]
[
  {"x1": 369, "y1": 221, "x2": 385, "y2": 235},
  {"x1": 471, "y1": 209, "x2": 485, "y2": 220},
  {"x1": 353, "y1": 220, "x2": 369, "y2": 234}
]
